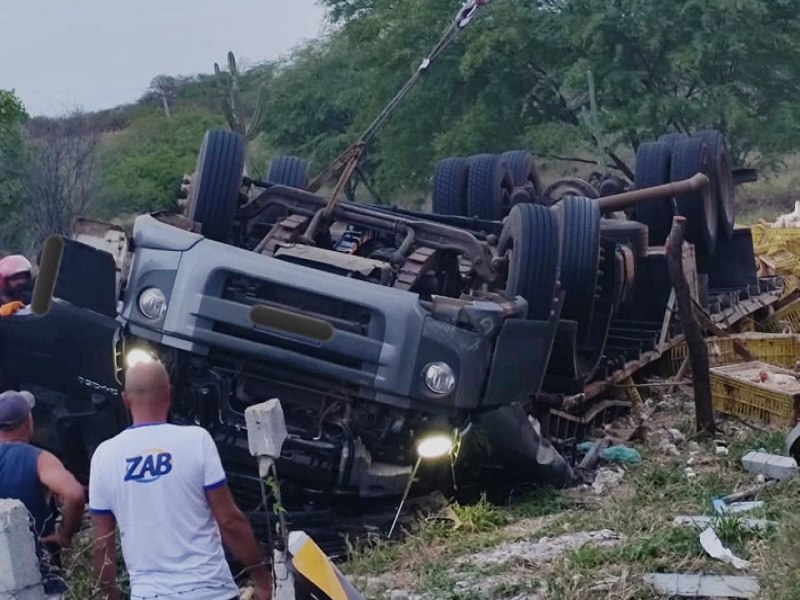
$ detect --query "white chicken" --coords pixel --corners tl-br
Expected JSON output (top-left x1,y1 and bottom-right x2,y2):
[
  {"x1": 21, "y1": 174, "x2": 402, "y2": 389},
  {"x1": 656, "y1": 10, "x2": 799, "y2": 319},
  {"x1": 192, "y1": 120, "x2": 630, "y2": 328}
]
[
  {"x1": 773, "y1": 201, "x2": 800, "y2": 228},
  {"x1": 757, "y1": 370, "x2": 798, "y2": 385}
]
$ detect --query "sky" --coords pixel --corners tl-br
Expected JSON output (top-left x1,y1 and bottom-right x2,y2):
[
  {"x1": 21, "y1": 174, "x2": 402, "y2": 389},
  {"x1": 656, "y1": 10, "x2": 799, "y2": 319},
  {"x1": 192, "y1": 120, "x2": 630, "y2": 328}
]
[{"x1": 0, "y1": 0, "x2": 329, "y2": 117}]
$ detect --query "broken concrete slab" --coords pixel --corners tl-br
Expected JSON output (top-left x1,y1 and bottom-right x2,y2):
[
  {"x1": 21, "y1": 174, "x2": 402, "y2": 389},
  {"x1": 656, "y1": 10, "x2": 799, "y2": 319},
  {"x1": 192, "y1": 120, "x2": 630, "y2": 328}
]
[
  {"x1": 643, "y1": 573, "x2": 760, "y2": 598},
  {"x1": 741, "y1": 450, "x2": 798, "y2": 480},
  {"x1": 713, "y1": 499, "x2": 764, "y2": 515},
  {"x1": 673, "y1": 516, "x2": 775, "y2": 532}
]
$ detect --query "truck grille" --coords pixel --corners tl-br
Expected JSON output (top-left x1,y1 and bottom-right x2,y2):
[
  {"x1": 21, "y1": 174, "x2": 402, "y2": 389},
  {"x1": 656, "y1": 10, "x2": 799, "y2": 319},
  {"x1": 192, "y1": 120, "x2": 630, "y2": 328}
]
[
  {"x1": 222, "y1": 275, "x2": 372, "y2": 335},
  {"x1": 213, "y1": 274, "x2": 381, "y2": 372}
]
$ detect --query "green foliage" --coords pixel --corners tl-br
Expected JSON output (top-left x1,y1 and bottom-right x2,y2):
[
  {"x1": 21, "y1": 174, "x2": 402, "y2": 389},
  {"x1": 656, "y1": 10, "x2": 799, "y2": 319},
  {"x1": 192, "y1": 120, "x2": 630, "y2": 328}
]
[
  {"x1": 273, "y1": 0, "x2": 800, "y2": 197},
  {"x1": 0, "y1": 90, "x2": 27, "y2": 247},
  {"x1": 94, "y1": 107, "x2": 225, "y2": 218}
]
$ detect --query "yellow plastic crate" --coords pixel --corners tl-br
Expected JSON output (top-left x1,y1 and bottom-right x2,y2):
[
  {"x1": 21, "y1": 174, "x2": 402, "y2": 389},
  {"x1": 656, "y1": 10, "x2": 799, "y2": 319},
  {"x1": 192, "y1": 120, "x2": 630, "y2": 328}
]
[
  {"x1": 760, "y1": 249, "x2": 800, "y2": 277},
  {"x1": 760, "y1": 299, "x2": 800, "y2": 333},
  {"x1": 665, "y1": 333, "x2": 798, "y2": 373},
  {"x1": 710, "y1": 361, "x2": 800, "y2": 427},
  {"x1": 782, "y1": 274, "x2": 800, "y2": 298},
  {"x1": 750, "y1": 225, "x2": 800, "y2": 254}
]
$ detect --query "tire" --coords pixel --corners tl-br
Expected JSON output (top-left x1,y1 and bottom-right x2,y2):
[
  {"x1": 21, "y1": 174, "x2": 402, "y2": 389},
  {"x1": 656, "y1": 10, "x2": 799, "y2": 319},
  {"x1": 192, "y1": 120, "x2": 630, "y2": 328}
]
[
  {"x1": 501, "y1": 150, "x2": 542, "y2": 202},
  {"x1": 432, "y1": 157, "x2": 469, "y2": 216},
  {"x1": 694, "y1": 129, "x2": 735, "y2": 238},
  {"x1": 633, "y1": 141, "x2": 674, "y2": 245},
  {"x1": 600, "y1": 219, "x2": 649, "y2": 258},
  {"x1": 267, "y1": 155, "x2": 309, "y2": 189},
  {"x1": 467, "y1": 154, "x2": 513, "y2": 220},
  {"x1": 671, "y1": 137, "x2": 718, "y2": 256},
  {"x1": 560, "y1": 196, "x2": 601, "y2": 298},
  {"x1": 658, "y1": 132, "x2": 688, "y2": 146},
  {"x1": 187, "y1": 129, "x2": 246, "y2": 243},
  {"x1": 498, "y1": 204, "x2": 560, "y2": 321}
]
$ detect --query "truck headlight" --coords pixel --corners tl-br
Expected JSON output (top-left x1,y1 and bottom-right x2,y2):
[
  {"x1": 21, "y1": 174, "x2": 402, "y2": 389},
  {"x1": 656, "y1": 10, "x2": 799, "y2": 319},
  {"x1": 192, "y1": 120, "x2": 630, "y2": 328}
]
[
  {"x1": 138, "y1": 287, "x2": 167, "y2": 320},
  {"x1": 423, "y1": 362, "x2": 456, "y2": 395},
  {"x1": 125, "y1": 348, "x2": 155, "y2": 368}
]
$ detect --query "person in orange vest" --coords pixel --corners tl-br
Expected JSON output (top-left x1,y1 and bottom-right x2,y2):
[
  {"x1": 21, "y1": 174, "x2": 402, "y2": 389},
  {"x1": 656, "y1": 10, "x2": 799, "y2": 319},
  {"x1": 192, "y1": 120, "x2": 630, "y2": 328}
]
[{"x1": 0, "y1": 254, "x2": 34, "y2": 317}]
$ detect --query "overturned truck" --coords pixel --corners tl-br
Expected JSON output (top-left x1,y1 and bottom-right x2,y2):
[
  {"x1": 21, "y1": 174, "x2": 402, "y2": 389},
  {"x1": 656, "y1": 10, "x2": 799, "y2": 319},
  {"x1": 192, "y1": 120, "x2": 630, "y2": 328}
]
[{"x1": 1, "y1": 121, "x2": 752, "y2": 513}]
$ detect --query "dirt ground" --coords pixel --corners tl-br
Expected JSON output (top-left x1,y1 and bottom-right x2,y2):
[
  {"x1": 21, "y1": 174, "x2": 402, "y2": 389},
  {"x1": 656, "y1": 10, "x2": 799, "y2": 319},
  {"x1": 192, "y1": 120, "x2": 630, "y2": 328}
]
[{"x1": 344, "y1": 385, "x2": 800, "y2": 600}]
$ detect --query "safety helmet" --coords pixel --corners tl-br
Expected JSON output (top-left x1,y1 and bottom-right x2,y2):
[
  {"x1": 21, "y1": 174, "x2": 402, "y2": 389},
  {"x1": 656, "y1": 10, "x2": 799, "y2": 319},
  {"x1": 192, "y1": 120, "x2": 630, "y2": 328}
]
[{"x1": 0, "y1": 255, "x2": 33, "y2": 280}]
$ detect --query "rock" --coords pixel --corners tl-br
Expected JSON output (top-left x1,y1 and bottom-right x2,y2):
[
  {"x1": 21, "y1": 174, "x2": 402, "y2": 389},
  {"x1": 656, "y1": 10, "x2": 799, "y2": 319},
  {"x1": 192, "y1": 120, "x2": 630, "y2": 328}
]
[
  {"x1": 668, "y1": 428, "x2": 686, "y2": 444},
  {"x1": 715, "y1": 446, "x2": 730, "y2": 456},
  {"x1": 658, "y1": 439, "x2": 681, "y2": 456},
  {"x1": 684, "y1": 467, "x2": 697, "y2": 479},
  {"x1": 454, "y1": 529, "x2": 623, "y2": 568},
  {"x1": 591, "y1": 467, "x2": 624, "y2": 493},
  {"x1": 687, "y1": 440, "x2": 701, "y2": 453},
  {"x1": 390, "y1": 591, "x2": 410, "y2": 600}
]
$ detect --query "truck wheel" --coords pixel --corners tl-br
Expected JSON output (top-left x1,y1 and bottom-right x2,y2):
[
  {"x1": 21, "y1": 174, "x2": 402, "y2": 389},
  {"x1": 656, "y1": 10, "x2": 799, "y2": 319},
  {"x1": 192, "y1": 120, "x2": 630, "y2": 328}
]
[
  {"x1": 671, "y1": 137, "x2": 718, "y2": 256},
  {"x1": 560, "y1": 196, "x2": 601, "y2": 301},
  {"x1": 268, "y1": 155, "x2": 309, "y2": 189},
  {"x1": 600, "y1": 219, "x2": 649, "y2": 258},
  {"x1": 694, "y1": 129, "x2": 735, "y2": 238},
  {"x1": 658, "y1": 132, "x2": 688, "y2": 146},
  {"x1": 467, "y1": 154, "x2": 513, "y2": 220},
  {"x1": 498, "y1": 204, "x2": 560, "y2": 320},
  {"x1": 502, "y1": 150, "x2": 542, "y2": 203},
  {"x1": 432, "y1": 157, "x2": 469, "y2": 216},
  {"x1": 187, "y1": 129, "x2": 246, "y2": 243},
  {"x1": 633, "y1": 141, "x2": 673, "y2": 245}
]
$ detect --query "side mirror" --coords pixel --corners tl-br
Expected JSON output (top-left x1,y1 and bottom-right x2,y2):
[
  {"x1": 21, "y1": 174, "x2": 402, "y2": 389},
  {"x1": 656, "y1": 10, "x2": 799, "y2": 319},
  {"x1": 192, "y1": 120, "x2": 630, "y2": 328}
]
[{"x1": 30, "y1": 235, "x2": 64, "y2": 317}]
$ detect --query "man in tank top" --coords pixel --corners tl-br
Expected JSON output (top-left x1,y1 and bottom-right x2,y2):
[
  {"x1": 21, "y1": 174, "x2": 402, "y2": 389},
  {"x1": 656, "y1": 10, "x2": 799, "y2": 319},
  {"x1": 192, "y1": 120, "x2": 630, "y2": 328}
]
[{"x1": 0, "y1": 389, "x2": 86, "y2": 597}]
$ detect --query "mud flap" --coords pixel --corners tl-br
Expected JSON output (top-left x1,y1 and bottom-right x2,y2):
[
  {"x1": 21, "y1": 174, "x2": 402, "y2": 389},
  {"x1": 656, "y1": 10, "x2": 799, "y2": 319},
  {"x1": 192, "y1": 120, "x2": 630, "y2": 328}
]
[{"x1": 471, "y1": 403, "x2": 576, "y2": 489}]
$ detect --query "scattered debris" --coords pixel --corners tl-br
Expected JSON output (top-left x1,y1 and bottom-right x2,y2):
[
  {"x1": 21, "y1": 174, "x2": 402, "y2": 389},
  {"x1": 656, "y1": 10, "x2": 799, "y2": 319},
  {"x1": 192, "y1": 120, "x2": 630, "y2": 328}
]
[
  {"x1": 673, "y1": 516, "x2": 774, "y2": 532},
  {"x1": 741, "y1": 450, "x2": 799, "y2": 480},
  {"x1": 684, "y1": 467, "x2": 697, "y2": 479},
  {"x1": 577, "y1": 442, "x2": 641, "y2": 464},
  {"x1": 643, "y1": 573, "x2": 760, "y2": 598},
  {"x1": 713, "y1": 500, "x2": 764, "y2": 515},
  {"x1": 716, "y1": 445, "x2": 730, "y2": 456},
  {"x1": 453, "y1": 529, "x2": 623, "y2": 567},
  {"x1": 591, "y1": 467, "x2": 625, "y2": 493},
  {"x1": 667, "y1": 428, "x2": 687, "y2": 445},
  {"x1": 720, "y1": 480, "x2": 777, "y2": 503},
  {"x1": 699, "y1": 527, "x2": 750, "y2": 569}
]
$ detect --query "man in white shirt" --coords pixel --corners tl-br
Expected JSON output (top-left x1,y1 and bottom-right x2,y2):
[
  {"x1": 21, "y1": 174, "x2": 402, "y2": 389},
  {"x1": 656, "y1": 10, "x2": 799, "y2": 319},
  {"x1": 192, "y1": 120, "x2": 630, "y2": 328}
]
[{"x1": 89, "y1": 360, "x2": 272, "y2": 600}]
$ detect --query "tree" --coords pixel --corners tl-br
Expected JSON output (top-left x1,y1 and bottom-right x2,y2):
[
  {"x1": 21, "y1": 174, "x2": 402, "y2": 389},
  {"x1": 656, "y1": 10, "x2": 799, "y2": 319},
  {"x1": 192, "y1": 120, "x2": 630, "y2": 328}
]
[
  {"x1": 18, "y1": 110, "x2": 101, "y2": 246},
  {"x1": 0, "y1": 90, "x2": 28, "y2": 249},
  {"x1": 148, "y1": 75, "x2": 178, "y2": 119},
  {"x1": 276, "y1": 0, "x2": 800, "y2": 197}
]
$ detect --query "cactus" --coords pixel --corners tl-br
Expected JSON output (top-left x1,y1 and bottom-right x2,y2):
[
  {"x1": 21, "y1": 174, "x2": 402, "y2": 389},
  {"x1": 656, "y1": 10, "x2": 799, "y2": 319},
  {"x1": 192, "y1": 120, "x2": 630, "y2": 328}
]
[{"x1": 214, "y1": 51, "x2": 266, "y2": 142}]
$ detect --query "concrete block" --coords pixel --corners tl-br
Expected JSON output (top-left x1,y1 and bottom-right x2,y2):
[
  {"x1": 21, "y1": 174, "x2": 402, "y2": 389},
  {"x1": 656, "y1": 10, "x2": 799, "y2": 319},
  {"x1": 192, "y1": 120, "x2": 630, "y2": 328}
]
[
  {"x1": 741, "y1": 450, "x2": 799, "y2": 480},
  {"x1": 673, "y1": 515, "x2": 774, "y2": 532},
  {"x1": 643, "y1": 573, "x2": 759, "y2": 598},
  {"x1": 244, "y1": 399, "x2": 288, "y2": 461},
  {"x1": 0, "y1": 498, "x2": 44, "y2": 600}
]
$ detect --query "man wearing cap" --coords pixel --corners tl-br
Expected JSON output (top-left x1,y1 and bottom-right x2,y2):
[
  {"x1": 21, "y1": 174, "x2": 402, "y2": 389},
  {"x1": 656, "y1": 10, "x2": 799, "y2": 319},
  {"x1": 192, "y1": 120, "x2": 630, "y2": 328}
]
[
  {"x1": 0, "y1": 389, "x2": 86, "y2": 596},
  {"x1": 0, "y1": 254, "x2": 34, "y2": 317}
]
